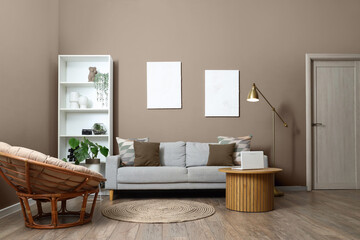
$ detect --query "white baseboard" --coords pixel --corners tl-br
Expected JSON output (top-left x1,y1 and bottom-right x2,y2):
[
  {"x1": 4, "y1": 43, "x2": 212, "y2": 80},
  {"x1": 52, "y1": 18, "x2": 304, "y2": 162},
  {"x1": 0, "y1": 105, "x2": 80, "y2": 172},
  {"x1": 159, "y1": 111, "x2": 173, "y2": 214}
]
[
  {"x1": 0, "y1": 199, "x2": 35, "y2": 219},
  {"x1": 99, "y1": 189, "x2": 109, "y2": 196},
  {"x1": 276, "y1": 186, "x2": 307, "y2": 191}
]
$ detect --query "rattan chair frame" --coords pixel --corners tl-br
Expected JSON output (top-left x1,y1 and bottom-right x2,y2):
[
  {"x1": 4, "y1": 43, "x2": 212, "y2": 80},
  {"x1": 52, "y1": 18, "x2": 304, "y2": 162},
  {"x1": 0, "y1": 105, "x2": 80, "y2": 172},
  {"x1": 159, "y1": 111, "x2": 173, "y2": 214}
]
[{"x1": 0, "y1": 151, "x2": 106, "y2": 229}]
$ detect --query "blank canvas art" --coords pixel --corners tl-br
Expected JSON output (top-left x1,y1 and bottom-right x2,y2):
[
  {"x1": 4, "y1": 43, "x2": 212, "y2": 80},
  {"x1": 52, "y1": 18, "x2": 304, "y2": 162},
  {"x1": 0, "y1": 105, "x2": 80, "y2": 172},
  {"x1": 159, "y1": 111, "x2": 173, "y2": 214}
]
[
  {"x1": 147, "y1": 62, "x2": 182, "y2": 109},
  {"x1": 205, "y1": 70, "x2": 239, "y2": 117}
]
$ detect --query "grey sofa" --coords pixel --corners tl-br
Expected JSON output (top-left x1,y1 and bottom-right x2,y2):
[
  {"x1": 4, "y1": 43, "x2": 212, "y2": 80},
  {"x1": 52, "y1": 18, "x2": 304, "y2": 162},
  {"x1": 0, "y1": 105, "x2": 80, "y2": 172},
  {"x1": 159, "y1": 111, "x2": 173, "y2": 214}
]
[{"x1": 105, "y1": 141, "x2": 267, "y2": 196}]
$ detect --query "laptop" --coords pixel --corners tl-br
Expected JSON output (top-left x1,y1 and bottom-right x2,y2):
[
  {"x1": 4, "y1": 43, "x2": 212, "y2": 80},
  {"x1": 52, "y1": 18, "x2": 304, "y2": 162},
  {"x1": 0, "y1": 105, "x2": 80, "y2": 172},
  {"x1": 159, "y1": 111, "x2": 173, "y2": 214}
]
[{"x1": 232, "y1": 151, "x2": 265, "y2": 170}]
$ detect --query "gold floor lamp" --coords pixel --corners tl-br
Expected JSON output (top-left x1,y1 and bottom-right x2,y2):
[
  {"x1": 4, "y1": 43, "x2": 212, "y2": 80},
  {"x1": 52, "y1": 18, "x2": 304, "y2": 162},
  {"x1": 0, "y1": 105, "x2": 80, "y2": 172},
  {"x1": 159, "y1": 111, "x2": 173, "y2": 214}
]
[{"x1": 247, "y1": 83, "x2": 288, "y2": 197}]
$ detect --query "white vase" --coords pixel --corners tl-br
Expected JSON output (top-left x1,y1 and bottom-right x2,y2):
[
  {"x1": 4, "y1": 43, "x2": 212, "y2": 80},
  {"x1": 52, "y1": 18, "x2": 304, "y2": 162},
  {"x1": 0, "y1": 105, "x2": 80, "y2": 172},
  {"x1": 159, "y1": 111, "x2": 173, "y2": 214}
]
[
  {"x1": 85, "y1": 158, "x2": 101, "y2": 173},
  {"x1": 69, "y1": 92, "x2": 80, "y2": 102},
  {"x1": 78, "y1": 96, "x2": 88, "y2": 109},
  {"x1": 70, "y1": 102, "x2": 79, "y2": 109}
]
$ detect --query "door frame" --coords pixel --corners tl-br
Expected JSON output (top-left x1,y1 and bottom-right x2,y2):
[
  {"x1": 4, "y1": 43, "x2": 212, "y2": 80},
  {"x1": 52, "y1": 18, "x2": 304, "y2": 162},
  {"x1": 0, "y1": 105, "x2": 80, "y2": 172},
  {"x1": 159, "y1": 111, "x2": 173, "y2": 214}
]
[{"x1": 305, "y1": 54, "x2": 360, "y2": 191}]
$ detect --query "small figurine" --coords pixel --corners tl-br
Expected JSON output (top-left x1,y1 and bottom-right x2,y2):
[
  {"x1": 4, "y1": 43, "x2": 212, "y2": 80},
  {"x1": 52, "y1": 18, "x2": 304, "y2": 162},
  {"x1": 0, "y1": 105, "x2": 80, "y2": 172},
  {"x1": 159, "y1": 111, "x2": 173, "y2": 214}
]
[{"x1": 88, "y1": 67, "x2": 97, "y2": 82}]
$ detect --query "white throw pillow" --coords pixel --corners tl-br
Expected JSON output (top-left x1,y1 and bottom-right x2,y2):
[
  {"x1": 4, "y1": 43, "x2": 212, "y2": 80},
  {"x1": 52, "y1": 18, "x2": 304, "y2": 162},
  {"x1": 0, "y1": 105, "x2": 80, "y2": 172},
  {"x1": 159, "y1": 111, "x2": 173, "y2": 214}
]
[
  {"x1": 116, "y1": 137, "x2": 149, "y2": 166},
  {"x1": 217, "y1": 136, "x2": 252, "y2": 165}
]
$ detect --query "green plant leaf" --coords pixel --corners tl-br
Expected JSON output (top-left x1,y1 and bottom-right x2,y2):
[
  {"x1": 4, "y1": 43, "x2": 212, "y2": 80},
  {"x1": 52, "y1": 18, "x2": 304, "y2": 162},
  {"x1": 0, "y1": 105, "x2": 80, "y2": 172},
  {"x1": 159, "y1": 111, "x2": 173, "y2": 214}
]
[
  {"x1": 88, "y1": 140, "x2": 96, "y2": 147},
  {"x1": 72, "y1": 137, "x2": 108, "y2": 161},
  {"x1": 80, "y1": 140, "x2": 89, "y2": 150},
  {"x1": 100, "y1": 146, "x2": 109, "y2": 157},
  {"x1": 69, "y1": 138, "x2": 79, "y2": 149},
  {"x1": 62, "y1": 158, "x2": 67, "y2": 162},
  {"x1": 83, "y1": 137, "x2": 91, "y2": 145},
  {"x1": 90, "y1": 146, "x2": 99, "y2": 158},
  {"x1": 74, "y1": 146, "x2": 89, "y2": 163}
]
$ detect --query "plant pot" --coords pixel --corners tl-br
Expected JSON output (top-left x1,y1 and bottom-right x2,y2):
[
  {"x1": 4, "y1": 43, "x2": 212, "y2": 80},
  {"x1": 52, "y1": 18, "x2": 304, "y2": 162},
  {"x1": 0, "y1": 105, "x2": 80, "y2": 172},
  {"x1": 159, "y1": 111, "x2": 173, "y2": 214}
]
[
  {"x1": 92, "y1": 123, "x2": 107, "y2": 135},
  {"x1": 85, "y1": 158, "x2": 101, "y2": 173}
]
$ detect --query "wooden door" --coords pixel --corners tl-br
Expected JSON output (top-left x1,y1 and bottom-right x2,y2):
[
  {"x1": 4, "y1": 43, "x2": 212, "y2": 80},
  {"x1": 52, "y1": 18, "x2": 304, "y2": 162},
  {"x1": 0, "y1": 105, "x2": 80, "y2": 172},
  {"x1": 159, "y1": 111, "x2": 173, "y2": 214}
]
[{"x1": 313, "y1": 61, "x2": 359, "y2": 189}]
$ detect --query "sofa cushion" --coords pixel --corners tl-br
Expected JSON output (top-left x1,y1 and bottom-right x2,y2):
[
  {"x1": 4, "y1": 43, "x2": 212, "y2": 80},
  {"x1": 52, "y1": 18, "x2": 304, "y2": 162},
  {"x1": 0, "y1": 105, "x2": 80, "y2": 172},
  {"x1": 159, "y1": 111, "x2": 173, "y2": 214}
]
[
  {"x1": 187, "y1": 166, "x2": 227, "y2": 183},
  {"x1": 160, "y1": 142, "x2": 186, "y2": 167},
  {"x1": 117, "y1": 166, "x2": 188, "y2": 183},
  {"x1": 186, "y1": 142, "x2": 215, "y2": 167}
]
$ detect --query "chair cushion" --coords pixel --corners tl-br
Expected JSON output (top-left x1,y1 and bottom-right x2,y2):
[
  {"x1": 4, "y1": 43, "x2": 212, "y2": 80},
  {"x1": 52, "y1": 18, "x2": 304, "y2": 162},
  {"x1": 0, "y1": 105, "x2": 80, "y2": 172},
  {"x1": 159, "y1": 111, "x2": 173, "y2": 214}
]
[
  {"x1": 117, "y1": 166, "x2": 188, "y2": 183},
  {"x1": 0, "y1": 142, "x2": 103, "y2": 179},
  {"x1": 160, "y1": 142, "x2": 186, "y2": 167},
  {"x1": 187, "y1": 166, "x2": 227, "y2": 183},
  {"x1": 0, "y1": 142, "x2": 104, "y2": 194},
  {"x1": 186, "y1": 142, "x2": 216, "y2": 167}
]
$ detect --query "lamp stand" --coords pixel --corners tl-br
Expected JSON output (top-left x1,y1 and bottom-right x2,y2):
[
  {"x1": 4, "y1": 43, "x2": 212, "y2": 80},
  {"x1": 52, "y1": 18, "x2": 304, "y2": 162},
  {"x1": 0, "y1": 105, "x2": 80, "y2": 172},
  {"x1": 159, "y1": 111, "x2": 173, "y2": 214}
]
[
  {"x1": 273, "y1": 110, "x2": 284, "y2": 197},
  {"x1": 247, "y1": 83, "x2": 287, "y2": 197}
]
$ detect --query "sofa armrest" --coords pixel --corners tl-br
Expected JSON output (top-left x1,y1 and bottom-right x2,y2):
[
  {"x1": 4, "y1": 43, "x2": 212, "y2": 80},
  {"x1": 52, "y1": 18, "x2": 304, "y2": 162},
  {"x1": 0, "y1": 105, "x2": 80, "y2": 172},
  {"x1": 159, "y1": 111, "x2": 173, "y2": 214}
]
[{"x1": 105, "y1": 155, "x2": 121, "y2": 189}]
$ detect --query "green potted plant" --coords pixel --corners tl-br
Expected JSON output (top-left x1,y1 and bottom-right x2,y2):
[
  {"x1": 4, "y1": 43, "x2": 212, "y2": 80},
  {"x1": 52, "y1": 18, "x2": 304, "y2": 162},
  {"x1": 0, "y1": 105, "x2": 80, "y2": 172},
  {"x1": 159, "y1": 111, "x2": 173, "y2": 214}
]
[
  {"x1": 68, "y1": 137, "x2": 109, "y2": 172},
  {"x1": 92, "y1": 123, "x2": 107, "y2": 135},
  {"x1": 94, "y1": 72, "x2": 109, "y2": 107}
]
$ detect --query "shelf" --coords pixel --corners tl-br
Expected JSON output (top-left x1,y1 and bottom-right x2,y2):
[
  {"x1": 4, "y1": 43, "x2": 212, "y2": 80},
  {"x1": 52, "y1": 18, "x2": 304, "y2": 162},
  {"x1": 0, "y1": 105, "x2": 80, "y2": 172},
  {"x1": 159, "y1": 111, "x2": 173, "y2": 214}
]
[
  {"x1": 59, "y1": 55, "x2": 111, "y2": 63},
  {"x1": 60, "y1": 135, "x2": 109, "y2": 138},
  {"x1": 60, "y1": 82, "x2": 94, "y2": 87},
  {"x1": 60, "y1": 108, "x2": 108, "y2": 113},
  {"x1": 58, "y1": 55, "x2": 113, "y2": 173},
  {"x1": 67, "y1": 162, "x2": 106, "y2": 165}
]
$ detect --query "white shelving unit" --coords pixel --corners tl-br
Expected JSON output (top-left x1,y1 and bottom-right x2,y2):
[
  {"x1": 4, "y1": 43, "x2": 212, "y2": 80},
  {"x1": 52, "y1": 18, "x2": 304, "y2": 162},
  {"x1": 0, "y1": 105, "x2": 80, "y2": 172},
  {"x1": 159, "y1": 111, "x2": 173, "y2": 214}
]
[
  {"x1": 58, "y1": 55, "x2": 113, "y2": 165},
  {"x1": 60, "y1": 108, "x2": 109, "y2": 113}
]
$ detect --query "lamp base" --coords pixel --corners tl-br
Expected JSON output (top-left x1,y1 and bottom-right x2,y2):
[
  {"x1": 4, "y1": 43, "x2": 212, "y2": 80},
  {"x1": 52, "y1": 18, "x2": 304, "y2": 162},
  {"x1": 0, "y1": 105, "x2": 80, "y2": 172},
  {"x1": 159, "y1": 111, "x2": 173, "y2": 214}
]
[{"x1": 274, "y1": 187, "x2": 284, "y2": 197}]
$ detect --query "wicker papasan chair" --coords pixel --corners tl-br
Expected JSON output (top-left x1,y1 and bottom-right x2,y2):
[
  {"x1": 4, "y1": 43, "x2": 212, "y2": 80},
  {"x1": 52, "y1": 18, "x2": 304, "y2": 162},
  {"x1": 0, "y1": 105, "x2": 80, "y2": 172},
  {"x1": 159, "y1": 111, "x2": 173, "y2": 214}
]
[{"x1": 0, "y1": 142, "x2": 106, "y2": 229}]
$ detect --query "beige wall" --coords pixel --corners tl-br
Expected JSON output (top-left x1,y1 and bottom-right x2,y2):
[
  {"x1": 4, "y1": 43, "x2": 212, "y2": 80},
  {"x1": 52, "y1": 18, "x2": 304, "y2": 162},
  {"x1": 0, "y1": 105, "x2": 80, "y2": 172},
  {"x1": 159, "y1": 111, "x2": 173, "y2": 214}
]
[
  {"x1": 2, "y1": 0, "x2": 360, "y2": 209},
  {"x1": 59, "y1": 0, "x2": 360, "y2": 186},
  {"x1": 0, "y1": 0, "x2": 59, "y2": 209}
]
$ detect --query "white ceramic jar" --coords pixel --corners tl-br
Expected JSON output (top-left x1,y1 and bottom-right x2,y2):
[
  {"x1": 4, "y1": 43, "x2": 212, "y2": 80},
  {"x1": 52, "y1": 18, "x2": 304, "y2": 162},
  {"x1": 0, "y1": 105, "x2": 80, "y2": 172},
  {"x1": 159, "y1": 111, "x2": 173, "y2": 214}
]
[{"x1": 78, "y1": 96, "x2": 88, "y2": 109}]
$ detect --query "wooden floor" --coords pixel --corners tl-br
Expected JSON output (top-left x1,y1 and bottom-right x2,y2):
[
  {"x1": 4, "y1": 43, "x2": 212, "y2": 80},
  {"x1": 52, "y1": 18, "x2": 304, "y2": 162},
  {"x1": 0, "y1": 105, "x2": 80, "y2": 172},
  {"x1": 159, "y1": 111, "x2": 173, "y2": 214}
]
[{"x1": 0, "y1": 190, "x2": 359, "y2": 240}]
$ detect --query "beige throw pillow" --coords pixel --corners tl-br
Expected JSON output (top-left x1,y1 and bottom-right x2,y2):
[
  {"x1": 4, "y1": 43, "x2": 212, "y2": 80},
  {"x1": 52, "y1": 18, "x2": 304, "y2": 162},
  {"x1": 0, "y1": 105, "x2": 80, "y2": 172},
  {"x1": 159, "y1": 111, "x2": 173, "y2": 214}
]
[{"x1": 218, "y1": 136, "x2": 252, "y2": 166}]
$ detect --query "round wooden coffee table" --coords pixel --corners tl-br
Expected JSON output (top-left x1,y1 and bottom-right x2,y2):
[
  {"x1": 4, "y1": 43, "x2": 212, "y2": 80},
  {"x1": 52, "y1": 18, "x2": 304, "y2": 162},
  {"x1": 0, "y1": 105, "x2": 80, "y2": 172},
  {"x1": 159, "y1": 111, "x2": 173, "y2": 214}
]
[{"x1": 218, "y1": 168, "x2": 282, "y2": 212}]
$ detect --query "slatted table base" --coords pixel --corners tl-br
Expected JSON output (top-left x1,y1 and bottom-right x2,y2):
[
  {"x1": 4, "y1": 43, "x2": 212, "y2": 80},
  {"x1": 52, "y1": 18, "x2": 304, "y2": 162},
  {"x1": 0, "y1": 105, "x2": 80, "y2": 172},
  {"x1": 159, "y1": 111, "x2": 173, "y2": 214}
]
[{"x1": 226, "y1": 173, "x2": 274, "y2": 212}]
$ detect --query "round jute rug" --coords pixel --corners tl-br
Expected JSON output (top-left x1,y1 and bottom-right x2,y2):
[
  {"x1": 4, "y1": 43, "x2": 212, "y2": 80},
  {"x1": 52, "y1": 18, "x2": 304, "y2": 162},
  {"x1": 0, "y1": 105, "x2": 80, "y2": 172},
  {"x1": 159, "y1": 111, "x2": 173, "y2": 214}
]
[{"x1": 102, "y1": 199, "x2": 215, "y2": 223}]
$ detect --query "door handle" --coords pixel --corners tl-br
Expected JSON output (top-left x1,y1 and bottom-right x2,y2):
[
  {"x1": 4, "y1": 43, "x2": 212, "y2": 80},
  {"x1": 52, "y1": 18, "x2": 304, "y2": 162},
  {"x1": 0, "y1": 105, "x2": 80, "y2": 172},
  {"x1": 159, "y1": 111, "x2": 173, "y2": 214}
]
[{"x1": 312, "y1": 123, "x2": 324, "y2": 127}]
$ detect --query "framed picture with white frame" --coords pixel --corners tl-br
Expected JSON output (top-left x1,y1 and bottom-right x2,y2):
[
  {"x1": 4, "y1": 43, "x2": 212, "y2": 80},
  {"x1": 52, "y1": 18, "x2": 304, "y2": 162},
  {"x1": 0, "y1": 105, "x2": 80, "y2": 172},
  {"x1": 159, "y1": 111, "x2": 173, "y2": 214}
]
[
  {"x1": 205, "y1": 70, "x2": 239, "y2": 117},
  {"x1": 147, "y1": 61, "x2": 182, "y2": 109}
]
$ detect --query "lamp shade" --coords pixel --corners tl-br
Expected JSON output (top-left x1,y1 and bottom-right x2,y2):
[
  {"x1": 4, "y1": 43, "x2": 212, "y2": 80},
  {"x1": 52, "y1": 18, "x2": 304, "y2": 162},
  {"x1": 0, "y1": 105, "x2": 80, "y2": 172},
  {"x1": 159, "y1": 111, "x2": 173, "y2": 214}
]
[{"x1": 247, "y1": 84, "x2": 259, "y2": 102}]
